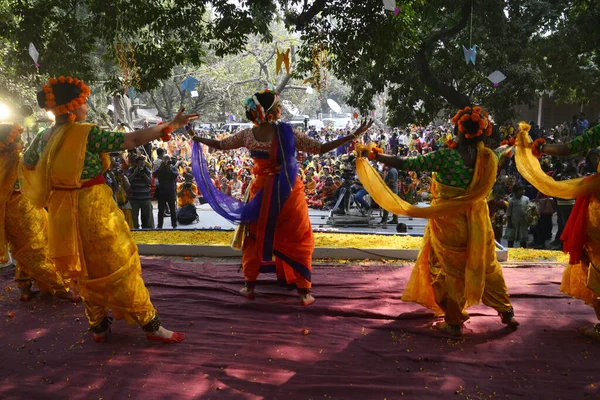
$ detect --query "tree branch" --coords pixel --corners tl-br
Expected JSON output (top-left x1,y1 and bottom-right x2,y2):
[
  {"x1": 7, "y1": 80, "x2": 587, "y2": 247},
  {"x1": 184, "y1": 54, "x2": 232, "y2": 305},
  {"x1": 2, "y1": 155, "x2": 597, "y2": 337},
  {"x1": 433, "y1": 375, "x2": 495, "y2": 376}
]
[
  {"x1": 415, "y1": 0, "x2": 472, "y2": 108},
  {"x1": 288, "y1": 0, "x2": 328, "y2": 30},
  {"x1": 421, "y1": 0, "x2": 472, "y2": 50}
]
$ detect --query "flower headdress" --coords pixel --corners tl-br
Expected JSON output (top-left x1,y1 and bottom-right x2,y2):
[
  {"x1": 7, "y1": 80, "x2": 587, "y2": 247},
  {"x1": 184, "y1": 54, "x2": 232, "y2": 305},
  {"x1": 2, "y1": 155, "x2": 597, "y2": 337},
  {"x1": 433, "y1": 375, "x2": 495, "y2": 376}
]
[
  {"x1": 42, "y1": 76, "x2": 90, "y2": 122},
  {"x1": 243, "y1": 89, "x2": 280, "y2": 125},
  {"x1": 0, "y1": 123, "x2": 24, "y2": 155},
  {"x1": 451, "y1": 106, "x2": 493, "y2": 139}
]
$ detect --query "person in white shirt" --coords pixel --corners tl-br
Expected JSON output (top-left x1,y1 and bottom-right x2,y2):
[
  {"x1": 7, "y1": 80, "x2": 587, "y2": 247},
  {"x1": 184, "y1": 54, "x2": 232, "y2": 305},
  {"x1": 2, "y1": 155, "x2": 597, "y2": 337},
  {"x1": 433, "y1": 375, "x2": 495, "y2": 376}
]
[{"x1": 230, "y1": 173, "x2": 243, "y2": 200}]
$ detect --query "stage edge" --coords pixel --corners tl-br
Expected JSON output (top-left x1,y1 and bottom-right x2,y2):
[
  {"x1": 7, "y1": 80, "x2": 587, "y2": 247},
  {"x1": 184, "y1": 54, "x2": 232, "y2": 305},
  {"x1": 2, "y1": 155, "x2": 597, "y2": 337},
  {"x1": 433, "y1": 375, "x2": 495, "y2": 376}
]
[{"x1": 136, "y1": 244, "x2": 508, "y2": 262}]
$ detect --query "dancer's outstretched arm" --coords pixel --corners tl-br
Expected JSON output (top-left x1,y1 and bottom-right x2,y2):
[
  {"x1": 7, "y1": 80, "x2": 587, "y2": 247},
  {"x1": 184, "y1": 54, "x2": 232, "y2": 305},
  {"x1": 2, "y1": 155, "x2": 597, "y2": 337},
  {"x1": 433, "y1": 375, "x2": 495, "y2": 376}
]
[
  {"x1": 318, "y1": 119, "x2": 374, "y2": 154},
  {"x1": 123, "y1": 108, "x2": 198, "y2": 150},
  {"x1": 538, "y1": 123, "x2": 600, "y2": 157}
]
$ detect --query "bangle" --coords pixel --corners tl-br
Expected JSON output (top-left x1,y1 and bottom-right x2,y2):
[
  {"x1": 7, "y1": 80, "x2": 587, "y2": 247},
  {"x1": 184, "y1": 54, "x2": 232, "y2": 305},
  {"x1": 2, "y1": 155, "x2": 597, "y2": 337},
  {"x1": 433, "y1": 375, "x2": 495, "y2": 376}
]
[
  {"x1": 158, "y1": 122, "x2": 173, "y2": 142},
  {"x1": 368, "y1": 146, "x2": 383, "y2": 161},
  {"x1": 531, "y1": 138, "x2": 546, "y2": 157}
]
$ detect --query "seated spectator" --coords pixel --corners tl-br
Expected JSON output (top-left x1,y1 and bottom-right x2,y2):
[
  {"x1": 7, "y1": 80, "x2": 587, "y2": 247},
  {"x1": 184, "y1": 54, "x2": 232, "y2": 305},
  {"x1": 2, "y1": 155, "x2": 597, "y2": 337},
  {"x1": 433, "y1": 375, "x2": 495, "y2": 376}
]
[{"x1": 176, "y1": 173, "x2": 199, "y2": 225}]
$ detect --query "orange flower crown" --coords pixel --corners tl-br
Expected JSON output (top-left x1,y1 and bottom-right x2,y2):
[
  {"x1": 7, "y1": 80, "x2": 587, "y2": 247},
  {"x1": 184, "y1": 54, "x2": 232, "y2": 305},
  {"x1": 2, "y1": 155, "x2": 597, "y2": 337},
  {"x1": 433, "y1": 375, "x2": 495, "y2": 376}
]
[
  {"x1": 499, "y1": 137, "x2": 516, "y2": 147},
  {"x1": 0, "y1": 123, "x2": 24, "y2": 155},
  {"x1": 42, "y1": 76, "x2": 90, "y2": 122},
  {"x1": 451, "y1": 106, "x2": 493, "y2": 139}
]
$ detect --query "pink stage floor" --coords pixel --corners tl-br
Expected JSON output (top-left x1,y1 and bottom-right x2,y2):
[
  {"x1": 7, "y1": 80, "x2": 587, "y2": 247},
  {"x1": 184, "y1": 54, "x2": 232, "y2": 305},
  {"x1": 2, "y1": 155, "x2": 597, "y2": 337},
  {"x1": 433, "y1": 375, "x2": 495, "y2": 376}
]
[{"x1": 1, "y1": 258, "x2": 599, "y2": 399}]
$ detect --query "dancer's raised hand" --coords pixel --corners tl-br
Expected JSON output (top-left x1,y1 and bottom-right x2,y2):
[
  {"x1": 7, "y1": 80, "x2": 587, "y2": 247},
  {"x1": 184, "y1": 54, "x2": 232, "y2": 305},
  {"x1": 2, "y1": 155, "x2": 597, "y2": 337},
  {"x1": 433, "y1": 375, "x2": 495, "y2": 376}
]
[
  {"x1": 352, "y1": 118, "x2": 375, "y2": 139},
  {"x1": 170, "y1": 107, "x2": 200, "y2": 130}
]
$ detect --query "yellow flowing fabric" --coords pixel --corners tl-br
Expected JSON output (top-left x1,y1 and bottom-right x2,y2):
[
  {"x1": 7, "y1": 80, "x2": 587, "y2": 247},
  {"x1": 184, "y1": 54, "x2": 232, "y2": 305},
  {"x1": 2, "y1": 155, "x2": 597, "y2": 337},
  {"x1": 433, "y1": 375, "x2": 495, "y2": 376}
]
[
  {"x1": 0, "y1": 151, "x2": 18, "y2": 263},
  {"x1": 6, "y1": 192, "x2": 68, "y2": 294},
  {"x1": 356, "y1": 142, "x2": 510, "y2": 317},
  {"x1": 1, "y1": 151, "x2": 67, "y2": 293},
  {"x1": 19, "y1": 123, "x2": 155, "y2": 327},
  {"x1": 515, "y1": 122, "x2": 600, "y2": 199},
  {"x1": 515, "y1": 122, "x2": 600, "y2": 314}
]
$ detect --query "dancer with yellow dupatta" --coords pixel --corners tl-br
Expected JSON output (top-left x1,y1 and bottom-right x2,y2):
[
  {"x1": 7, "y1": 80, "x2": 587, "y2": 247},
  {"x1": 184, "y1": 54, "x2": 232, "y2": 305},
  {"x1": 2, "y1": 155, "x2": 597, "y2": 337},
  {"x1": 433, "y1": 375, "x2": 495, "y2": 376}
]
[
  {"x1": 0, "y1": 123, "x2": 77, "y2": 302},
  {"x1": 190, "y1": 89, "x2": 373, "y2": 305},
  {"x1": 357, "y1": 106, "x2": 519, "y2": 336},
  {"x1": 515, "y1": 122, "x2": 600, "y2": 340},
  {"x1": 20, "y1": 76, "x2": 198, "y2": 343}
]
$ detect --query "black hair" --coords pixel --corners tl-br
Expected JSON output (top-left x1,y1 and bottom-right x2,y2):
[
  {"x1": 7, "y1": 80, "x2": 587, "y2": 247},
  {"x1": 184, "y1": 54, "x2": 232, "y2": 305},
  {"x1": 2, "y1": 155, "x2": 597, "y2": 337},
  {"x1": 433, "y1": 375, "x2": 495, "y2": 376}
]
[
  {"x1": 36, "y1": 83, "x2": 81, "y2": 109},
  {"x1": 512, "y1": 182, "x2": 525, "y2": 192},
  {"x1": 396, "y1": 223, "x2": 408, "y2": 233},
  {"x1": 156, "y1": 148, "x2": 165, "y2": 157},
  {"x1": 454, "y1": 119, "x2": 484, "y2": 146},
  {"x1": 245, "y1": 91, "x2": 278, "y2": 122}
]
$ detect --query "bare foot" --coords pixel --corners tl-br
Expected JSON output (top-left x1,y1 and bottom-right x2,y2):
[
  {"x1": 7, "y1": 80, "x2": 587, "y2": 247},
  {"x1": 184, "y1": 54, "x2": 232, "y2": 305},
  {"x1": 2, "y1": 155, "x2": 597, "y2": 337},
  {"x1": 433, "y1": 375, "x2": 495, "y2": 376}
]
[
  {"x1": 20, "y1": 288, "x2": 40, "y2": 302},
  {"x1": 503, "y1": 317, "x2": 520, "y2": 329},
  {"x1": 92, "y1": 330, "x2": 108, "y2": 343},
  {"x1": 300, "y1": 293, "x2": 315, "y2": 306},
  {"x1": 146, "y1": 326, "x2": 185, "y2": 343},
  {"x1": 240, "y1": 286, "x2": 255, "y2": 299},
  {"x1": 435, "y1": 322, "x2": 463, "y2": 337},
  {"x1": 56, "y1": 290, "x2": 81, "y2": 303},
  {"x1": 579, "y1": 324, "x2": 600, "y2": 341}
]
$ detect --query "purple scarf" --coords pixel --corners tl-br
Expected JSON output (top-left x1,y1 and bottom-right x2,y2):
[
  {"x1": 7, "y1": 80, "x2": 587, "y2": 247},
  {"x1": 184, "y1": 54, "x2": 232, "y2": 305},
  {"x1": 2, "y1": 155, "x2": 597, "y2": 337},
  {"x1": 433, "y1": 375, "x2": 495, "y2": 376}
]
[{"x1": 191, "y1": 122, "x2": 298, "y2": 225}]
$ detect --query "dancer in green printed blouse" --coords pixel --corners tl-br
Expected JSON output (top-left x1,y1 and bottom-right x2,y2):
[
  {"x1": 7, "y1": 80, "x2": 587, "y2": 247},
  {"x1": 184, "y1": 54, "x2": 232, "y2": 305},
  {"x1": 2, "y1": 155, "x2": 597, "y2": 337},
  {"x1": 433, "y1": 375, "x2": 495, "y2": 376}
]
[{"x1": 23, "y1": 126, "x2": 125, "y2": 179}]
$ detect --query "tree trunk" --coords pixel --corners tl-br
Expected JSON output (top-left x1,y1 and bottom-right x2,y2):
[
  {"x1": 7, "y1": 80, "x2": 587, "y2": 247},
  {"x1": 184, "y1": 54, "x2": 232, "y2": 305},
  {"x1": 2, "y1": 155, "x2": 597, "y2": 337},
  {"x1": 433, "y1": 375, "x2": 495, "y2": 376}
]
[{"x1": 414, "y1": 0, "x2": 473, "y2": 109}]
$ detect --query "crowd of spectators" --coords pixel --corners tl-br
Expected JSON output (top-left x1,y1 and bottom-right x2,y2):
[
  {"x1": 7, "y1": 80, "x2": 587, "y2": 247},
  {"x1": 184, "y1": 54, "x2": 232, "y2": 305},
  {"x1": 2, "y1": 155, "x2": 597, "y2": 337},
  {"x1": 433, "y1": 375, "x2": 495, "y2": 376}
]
[{"x1": 101, "y1": 112, "x2": 599, "y2": 249}]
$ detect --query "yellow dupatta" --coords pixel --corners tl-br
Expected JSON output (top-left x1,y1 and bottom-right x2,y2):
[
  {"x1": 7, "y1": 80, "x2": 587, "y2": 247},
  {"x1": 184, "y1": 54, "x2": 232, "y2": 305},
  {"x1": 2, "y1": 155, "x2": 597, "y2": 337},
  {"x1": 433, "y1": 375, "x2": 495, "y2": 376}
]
[
  {"x1": 0, "y1": 152, "x2": 19, "y2": 263},
  {"x1": 356, "y1": 142, "x2": 498, "y2": 307},
  {"x1": 18, "y1": 123, "x2": 103, "y2": 277},
  {"x1": 515, "y1": 122, "x2": 600, "y2": 199},
  {"x1": 355, "y1": 141, "x2": 497, "y2": 218}
]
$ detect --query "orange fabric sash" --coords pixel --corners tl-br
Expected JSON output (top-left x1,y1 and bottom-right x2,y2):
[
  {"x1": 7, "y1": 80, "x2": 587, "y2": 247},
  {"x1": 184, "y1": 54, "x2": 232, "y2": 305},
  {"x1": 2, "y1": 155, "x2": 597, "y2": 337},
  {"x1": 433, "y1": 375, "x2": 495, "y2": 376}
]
[{"x1": 561, "y1": 194, "x2": 592, "y2": 264}]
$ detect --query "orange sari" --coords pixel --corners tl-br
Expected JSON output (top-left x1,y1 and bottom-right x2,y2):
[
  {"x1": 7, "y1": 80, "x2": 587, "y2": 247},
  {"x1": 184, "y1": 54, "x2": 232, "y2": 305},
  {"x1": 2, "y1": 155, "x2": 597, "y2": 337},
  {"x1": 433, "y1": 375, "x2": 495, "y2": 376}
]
[{"x1": 242, "y1": 158, "x2": 314, "y2": 289}]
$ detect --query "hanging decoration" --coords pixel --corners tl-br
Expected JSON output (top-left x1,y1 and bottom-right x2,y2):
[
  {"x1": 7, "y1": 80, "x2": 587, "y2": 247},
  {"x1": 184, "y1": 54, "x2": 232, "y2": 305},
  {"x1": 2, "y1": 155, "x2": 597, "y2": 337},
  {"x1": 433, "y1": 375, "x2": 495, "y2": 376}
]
[
  {"x1": 275, "y1": 48, "x2": 291, "y2": 75},
  {"x1": 115, "y1": 42, "x2": 142, "y2": 93},
  {"x1": 461, "y1": 0, "x2": 477, "y2": 65},
  {"x1": 114, "y1": 2, "x2": 141, "y2": 93},
  {"x1": 180, "y1": 76, "x2": 199, "y2": 93},
  {"x1": 28, "y1": 43, "x2": 40, "y2": 68},
  {"x1": 488, "y1": 70, "x2": 506, "y2": 87},
  {"x1": 382, "y1": 0, "x2": 402, "y2": 15},
  {"x1": 462, "y1": 45, "x2": 477, "y2": 65},
  {"x1": 303, "y1": 44, "x2": 328, "y2": 95}
]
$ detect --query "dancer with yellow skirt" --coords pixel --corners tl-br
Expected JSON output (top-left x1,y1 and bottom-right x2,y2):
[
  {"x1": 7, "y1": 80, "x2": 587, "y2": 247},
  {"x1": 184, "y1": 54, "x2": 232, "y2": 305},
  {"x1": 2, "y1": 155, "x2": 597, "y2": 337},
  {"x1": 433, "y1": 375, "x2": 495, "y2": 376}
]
[
  {"x1": 357, "y1": 106, "x2": 519, "y2": 336},
  {"x1": 20, "y1": 76, "x2": 198, "y2": 343},
  {"x1": 0, "y1": 123, "x2": 77, "y2": 302},
  {"x1": 190, "y1": 89, "x2": 373, "y2": 305},
  {"x1": 515, "y1": 122, "x2": 600, "y2": 340}
]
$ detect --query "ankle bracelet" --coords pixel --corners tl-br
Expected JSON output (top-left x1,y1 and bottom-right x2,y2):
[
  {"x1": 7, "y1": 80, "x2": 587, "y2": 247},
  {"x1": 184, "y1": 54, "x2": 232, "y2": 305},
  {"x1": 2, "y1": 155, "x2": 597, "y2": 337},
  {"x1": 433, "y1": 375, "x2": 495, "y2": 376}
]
[{"x1": 142, "y1": 314, "x2": 162, "y2": 332}]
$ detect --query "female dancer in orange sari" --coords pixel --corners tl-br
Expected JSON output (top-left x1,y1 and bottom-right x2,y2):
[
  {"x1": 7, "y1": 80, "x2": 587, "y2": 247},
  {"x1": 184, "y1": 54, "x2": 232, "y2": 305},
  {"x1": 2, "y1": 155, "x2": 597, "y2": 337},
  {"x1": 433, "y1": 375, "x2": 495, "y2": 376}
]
[
  {"x1": 357, "y1": 106, "x2": 519, "y2": 336},
  {"x1": 190, "y1": 90, "x2": 372, "y2": 305},
  {"x1": 516, "y1": 122, "x2": 600, "y2": 340},
  {"x1": 0, "y1": 123, "x2": 76, "y2": 302},
  {"x1": 20, "y1": 76, "x2": 198, "y2": 343}
]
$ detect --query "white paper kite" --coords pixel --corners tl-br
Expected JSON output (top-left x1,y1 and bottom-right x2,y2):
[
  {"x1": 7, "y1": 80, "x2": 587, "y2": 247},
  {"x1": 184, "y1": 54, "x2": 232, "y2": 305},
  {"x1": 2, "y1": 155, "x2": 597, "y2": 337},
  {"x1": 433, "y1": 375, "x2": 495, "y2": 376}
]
[
  {"x1": 488, "y1": 70, "x2": 506, "y2": 87},
  {"x1": 28, "y1": 43, "x2": 39, "y2": 67},
  {"x1": 382, "y1": 0, "x2": 395, "y2": 11},
  {"x1": 382, "y1": 0, "x2": 401, "y2": 15}
]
